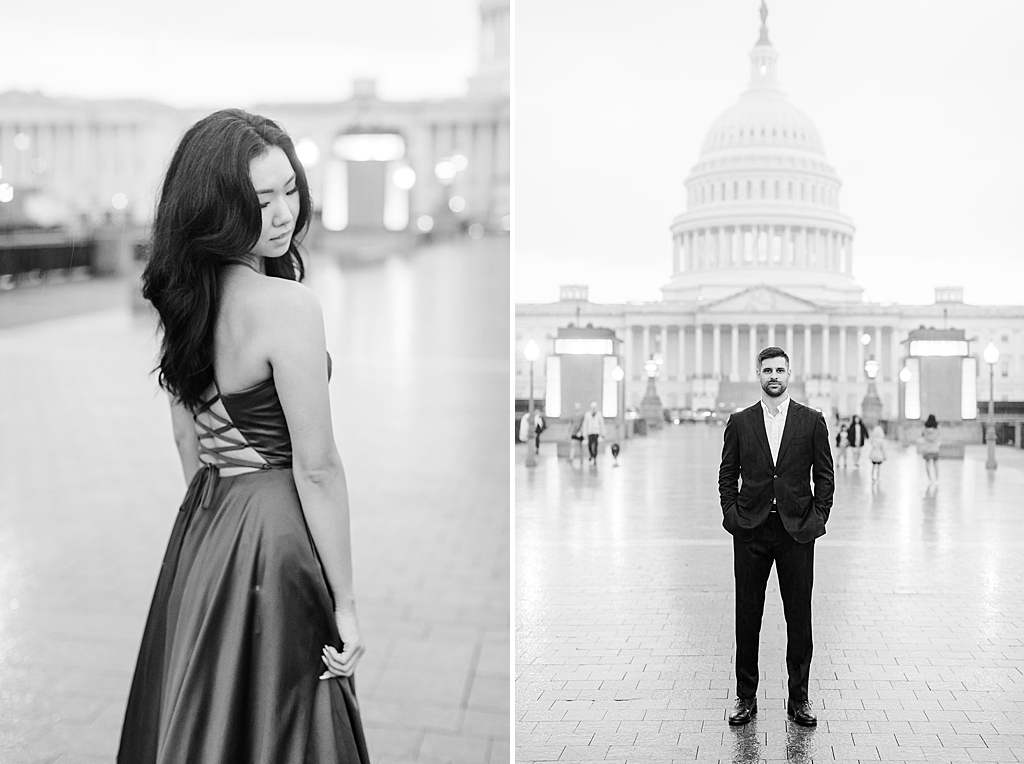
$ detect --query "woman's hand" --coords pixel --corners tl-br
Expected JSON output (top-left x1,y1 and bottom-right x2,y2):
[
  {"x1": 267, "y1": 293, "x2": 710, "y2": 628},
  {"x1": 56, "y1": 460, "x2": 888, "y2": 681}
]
[{"x1": 319, "y1": 606, "x2": 366, "y2": 679}]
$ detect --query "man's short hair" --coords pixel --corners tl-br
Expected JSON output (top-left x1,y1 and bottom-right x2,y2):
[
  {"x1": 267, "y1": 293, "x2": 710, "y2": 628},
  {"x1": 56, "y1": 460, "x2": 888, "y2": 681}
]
[{"x1": 757, "y1": 346, "x2": 790, "y2": 367}]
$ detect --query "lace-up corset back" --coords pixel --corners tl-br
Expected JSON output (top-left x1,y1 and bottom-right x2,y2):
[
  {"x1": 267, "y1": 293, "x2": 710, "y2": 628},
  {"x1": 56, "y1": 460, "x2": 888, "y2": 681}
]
[{"x1": 192, "y1": 354, "x2": 332, "y2": 476}]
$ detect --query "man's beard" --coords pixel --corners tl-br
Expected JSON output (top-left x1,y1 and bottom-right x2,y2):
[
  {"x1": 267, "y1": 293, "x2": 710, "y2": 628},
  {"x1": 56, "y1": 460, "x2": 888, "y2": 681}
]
[{"x1": 762, "y1": 379, "x2": 787, "y2": 398}]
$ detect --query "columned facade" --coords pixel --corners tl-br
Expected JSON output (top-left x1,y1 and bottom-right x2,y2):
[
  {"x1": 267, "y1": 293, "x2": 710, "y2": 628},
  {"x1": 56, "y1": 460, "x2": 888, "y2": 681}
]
[{"x1": 514, "y1": 4, "x2": 1024, "y2": 431}]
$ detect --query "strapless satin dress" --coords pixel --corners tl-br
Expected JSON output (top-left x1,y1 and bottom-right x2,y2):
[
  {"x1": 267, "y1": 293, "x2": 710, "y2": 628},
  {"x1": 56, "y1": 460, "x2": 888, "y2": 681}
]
[{"x1": 118, "y1": 359, "x2": 369, "y2": 763}]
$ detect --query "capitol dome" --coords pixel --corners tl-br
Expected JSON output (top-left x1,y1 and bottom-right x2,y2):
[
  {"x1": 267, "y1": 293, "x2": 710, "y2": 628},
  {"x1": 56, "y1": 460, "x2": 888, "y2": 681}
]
[
  {"x1": 663, "y1": 2, "x2": 862, "y2": 306},
  {"x1": 699, "y1": 91, "x2": 826, "y2": 159}
]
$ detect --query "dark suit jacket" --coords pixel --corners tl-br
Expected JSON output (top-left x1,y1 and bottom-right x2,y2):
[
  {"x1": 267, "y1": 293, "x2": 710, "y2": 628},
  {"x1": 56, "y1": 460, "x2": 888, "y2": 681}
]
[{"x1": 718, "y1": 399, "x2": 835, "y2": 544}]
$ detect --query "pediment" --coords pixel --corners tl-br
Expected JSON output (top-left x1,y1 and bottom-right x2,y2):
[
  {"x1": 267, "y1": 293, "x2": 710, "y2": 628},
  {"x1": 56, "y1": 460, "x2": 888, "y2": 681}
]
[{"x1": 703, "y1": 286, "x2": 820, "y2": 314}]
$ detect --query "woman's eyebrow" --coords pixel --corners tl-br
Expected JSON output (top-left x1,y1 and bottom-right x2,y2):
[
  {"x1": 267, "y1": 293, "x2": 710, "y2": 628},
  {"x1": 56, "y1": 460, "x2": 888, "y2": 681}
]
[{"x1": 256, "y1": 174, "x2": 296, "y2": 194}]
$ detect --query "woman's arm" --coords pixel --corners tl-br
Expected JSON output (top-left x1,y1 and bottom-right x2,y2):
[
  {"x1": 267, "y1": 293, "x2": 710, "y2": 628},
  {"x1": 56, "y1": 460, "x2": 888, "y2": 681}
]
[
  {"x1": 265, "y1": 283, "x2": 363, "y2": 677},
  {"x1": 169, "y1": 397, "x2": 201, "y2": 484}
]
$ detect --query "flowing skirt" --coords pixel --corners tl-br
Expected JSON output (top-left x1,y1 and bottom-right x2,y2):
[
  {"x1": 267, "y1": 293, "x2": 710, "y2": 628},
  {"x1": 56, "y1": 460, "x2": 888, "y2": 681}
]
[{"x1": 118, "y1": 466, "x2": 370, "y2": 764}]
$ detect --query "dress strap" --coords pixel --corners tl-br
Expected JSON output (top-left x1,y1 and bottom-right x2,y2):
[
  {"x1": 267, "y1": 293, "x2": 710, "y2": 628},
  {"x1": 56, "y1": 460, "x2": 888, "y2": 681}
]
[{"x1": 193, "y1": 393, "x2": 272, "y2": 473}]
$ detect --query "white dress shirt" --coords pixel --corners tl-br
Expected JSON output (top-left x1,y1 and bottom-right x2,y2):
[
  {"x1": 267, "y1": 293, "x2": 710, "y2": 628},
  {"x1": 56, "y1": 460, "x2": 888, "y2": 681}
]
[{"x1": 760, "y1": 395, "x2": 791, "y2": 467}]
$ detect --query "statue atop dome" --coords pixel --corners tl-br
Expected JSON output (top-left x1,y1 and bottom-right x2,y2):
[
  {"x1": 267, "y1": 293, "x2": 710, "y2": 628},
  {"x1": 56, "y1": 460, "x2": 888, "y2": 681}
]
[{"x1": 757, "y1": 0, "x2": 772, "y2": 47}]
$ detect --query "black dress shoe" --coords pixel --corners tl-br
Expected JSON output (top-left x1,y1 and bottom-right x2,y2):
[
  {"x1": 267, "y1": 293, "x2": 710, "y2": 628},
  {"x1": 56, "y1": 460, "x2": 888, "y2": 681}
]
[
  {"x1": 786, "y1": 699, "x2": 817, "y2": 727},
  {"x1": 728, "y1": 697, "x2": 757, "y2": 726}
]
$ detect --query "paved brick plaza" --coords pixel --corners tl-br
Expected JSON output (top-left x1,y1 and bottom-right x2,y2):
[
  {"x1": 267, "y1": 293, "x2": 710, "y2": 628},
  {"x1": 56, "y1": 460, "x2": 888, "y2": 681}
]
[
  {"x1": 516, "y1": 426, "x2": 1024, "y2": 763},
  {"x1": 0, "y1": 240, "x2": 510, "y2": 763}
]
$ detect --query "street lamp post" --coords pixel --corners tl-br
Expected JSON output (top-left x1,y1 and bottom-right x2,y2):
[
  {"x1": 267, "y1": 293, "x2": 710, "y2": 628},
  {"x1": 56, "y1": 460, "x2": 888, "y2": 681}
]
[
  {"x1": 984, "y1": 341, "x2": 999, "y2": 470},
  {"x1": 524, "y1": 339, "x2": 539, "y2": 467}
]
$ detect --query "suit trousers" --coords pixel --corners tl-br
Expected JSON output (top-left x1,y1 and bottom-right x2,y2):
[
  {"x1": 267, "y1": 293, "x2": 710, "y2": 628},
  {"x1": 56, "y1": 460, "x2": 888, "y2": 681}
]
[
  {"x1": 587, "y1": 434, "x2": 599, "y2": 459},
  {"x1": 733, "y1": 511, "x2": 814, "y2": 701}
]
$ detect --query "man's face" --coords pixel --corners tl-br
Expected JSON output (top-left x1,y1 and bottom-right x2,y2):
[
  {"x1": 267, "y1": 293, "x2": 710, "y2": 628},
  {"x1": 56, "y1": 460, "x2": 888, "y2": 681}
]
[{"x1": 757, "y1": 355, "x2": 791, "y2": 398}]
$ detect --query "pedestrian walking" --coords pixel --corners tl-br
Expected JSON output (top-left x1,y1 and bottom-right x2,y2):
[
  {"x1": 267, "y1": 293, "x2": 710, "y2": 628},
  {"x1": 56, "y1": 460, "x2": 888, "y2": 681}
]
[
  {"x1": 848, "y1": 414, "x2": 869, "y2": 467},
  {"x1": 921, "y1": 413, "x2": 941, "y2": 483},
  {"x1": 568, "y1": 402, "x2": 585, "y2": 463},
  {"x1": 581, "y1": 401, "x2": 606, "y2": 464},
  {"x1": 835, "y1": 423, "x2": 850, "y2": 469},
  {"x1": 119, "y1": 110, "x2": 369, "y2": 763},
  {"x1": 868, "y1": 424, "x2": 886, "y2": 482},
  {"x1": 532, "y1": 408, "x2": 546, "y2": 452},
  {"x1": 718, "y1": 346, "x2": 834, "y2": 728}
]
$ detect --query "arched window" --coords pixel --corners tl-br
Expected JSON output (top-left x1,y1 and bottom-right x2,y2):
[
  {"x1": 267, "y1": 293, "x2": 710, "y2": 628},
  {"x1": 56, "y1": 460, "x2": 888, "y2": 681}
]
[
  {"x1": 788, "y1": 181, "x2": 793, "y2": 199},
  {"x1": 733, "y1": 180, "x2": 739, "y2": 199},
  {"x1": 774, "y1": 180, "x2": 780, "y2": 199}
]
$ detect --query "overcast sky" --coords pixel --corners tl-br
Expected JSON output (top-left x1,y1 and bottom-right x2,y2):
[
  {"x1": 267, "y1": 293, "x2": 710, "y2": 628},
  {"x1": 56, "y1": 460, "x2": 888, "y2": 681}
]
[
  {"x1": 1, "y1": 0, "x2": 478, "y2": 106},
  {"x1": 515, "y1": 0, "x2": 1024, "y2": 307}
]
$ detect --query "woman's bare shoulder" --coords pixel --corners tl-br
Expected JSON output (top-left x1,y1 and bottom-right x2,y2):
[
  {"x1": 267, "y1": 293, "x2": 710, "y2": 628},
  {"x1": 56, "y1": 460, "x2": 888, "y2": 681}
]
[
  {"x1": 241, "y1": 276, "x2": 322, "y2": 323},
  {"x1": 249, "y1": 278, "x2": 324, "y2": 350}
]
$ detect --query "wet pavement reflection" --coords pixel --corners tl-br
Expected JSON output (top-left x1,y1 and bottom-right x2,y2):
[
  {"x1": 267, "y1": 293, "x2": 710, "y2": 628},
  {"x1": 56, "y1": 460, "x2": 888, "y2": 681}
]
[
  {"x1": 0, "y1": 239, "x2": 509, "y2": 763},
  {"x1": 516, "y1": 425, "x2": 1024, "y2": 763}
]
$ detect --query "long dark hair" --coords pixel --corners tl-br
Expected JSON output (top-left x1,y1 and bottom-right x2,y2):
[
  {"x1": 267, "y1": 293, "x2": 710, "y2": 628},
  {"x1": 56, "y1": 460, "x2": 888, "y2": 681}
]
[{"x1": 142, "y1": 109, "x2": 312, "y2": 409}]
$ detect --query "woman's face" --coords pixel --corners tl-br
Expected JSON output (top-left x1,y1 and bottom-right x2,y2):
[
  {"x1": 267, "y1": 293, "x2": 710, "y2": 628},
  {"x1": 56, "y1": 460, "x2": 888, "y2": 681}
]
[{"x1": 249, "y1": 146, "x2": 299, "y2": 260}]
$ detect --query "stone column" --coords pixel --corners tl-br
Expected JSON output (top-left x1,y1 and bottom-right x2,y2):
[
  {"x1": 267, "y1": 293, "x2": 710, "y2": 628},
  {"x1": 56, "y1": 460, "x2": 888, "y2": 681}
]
[
  {"x1": 731, "y1": 325, "x2": 740, "y2": 381},
  {"x1": 713, "y1": 324, "x2": 722, "y2": 378},
  {"x1": 890, "y1": 325, "x2": 901, "y2": 382},
  {"x1": 687, "y1": 232, "x2": 695, "y2": 270},
  {"x1": 768, "y1": 324, "x2": 776, "y2": 348},
  {"x1": 643, "y1": 325, "x2": 651, "y2": 370},
  {"x1": 786, "y1": 325, "x2": 795, "y2": 358},
  {"x1": 679, "y1": 325, "x2": 687, "y2": 380},
  {"x1": 856, "y1": 326, "x2": 865, "y2": 381},
  {"x1": 694, "y1": 323, "x2": 704, "y2": 377},
  {"x1": 750, "y1": 324, "x2": 759, "y2": 380},
  {"x1": 801, "y1": 227, "x2": 810, "y2": 268},
  {"x1": 822, "y1": 322, "x2": 831, "y2": 378},
  {"x1": 767, "y1": 225, "x2": 775, "y2": 267},
  {"x1": 624, "y1": 326, "x2": 634, "y2": 383},
  {"x1": 672, "y1": 235, "x2": 681, "y2": 274},
  {"x1": 838, "y1": 326, "x2": 847, "y2": 381},
  {"x1": 804, "y1": 325, "x2": 812, "y2": 380},
  {"x1": 847, "y1": 236, "x2": 854, "y2": 276}
]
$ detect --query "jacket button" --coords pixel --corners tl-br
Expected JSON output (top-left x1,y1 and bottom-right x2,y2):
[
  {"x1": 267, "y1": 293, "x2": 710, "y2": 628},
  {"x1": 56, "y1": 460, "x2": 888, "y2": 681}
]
[{"x1": 773, "y1": 475, "x2": 778, "y2": 479}]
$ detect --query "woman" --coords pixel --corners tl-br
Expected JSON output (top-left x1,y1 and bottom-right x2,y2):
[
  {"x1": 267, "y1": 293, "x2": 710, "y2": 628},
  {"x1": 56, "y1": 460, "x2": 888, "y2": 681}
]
[
  {"x1": 835, "y1": 423, "x2": 850, "y2": 469},
  {"x1": 868, "y1": 424, "x2": 886, "y2": 482},
  {"x1": 849, "y1": 414, "x2": 869, "y2": 467},
  {"x1": 921, "y1": 413, "x2": 941, "y2": 483},
  {"x1": 119, "y1": 110, "x2": 369, "y2": 763}
]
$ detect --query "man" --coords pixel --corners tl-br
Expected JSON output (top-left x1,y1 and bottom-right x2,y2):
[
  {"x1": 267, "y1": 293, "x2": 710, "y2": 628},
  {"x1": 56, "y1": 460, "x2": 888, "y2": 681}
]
[
  {"x1": 581, "y1": 401, "x2": 606, "y2": 464},
  {"x1": 531, "y1": 408, "x2": 545, "y2": 453},
  {"x1": 718, "y1": 347, "x2": 834, "y2": 727},
  {"x1": 567, "y1": 402, "x2": 585, "y2": 463}
]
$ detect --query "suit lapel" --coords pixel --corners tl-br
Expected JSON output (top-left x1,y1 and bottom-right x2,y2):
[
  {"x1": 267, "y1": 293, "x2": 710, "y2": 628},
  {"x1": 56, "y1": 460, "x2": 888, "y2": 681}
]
[
  {"x1": 775, "y1": 400, "x2": 801, "y2": 466},
  {"x1": 749, "y1": 403, "x2": 773, "y2": 466}
]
